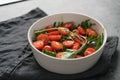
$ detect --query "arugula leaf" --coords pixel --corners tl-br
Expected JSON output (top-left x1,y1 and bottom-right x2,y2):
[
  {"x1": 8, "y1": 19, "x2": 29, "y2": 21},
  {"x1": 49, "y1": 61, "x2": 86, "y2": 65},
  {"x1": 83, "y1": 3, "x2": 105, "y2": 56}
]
[
  {"x1": 80, "y1": 19, "x2": 95, "y2": 29},
  {"x1": 44, "y1": 50, "x2": 57, "y2": 57},
  {"x1": 53, "y1": 22, "x2": 57, "y2": 27},
  {"x1": 71, "y1": 24, "x2": 78, "y2": 30},
  {"x1": 86, "y1": 34, "x2": 103, "y2": 50},
  {"x1": 62, "y1": 44, "x2": 67, "y2": 51},
  {"x1": 53, "y1": 21, "x2": 63, "y2": 27},
  {"x1": 60, "y1": 35, "x2": 73, "y2": 42},
  {"x1": 95, "y1": 33, "x2": 103, "y2": 50}
]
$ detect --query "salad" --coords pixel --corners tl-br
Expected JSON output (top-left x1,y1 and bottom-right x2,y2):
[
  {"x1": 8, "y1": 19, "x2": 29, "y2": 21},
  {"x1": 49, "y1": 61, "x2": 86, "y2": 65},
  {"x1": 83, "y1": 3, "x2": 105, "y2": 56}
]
[{"x1": 32, "y1": 19, "x2": 103, "y2": 59}]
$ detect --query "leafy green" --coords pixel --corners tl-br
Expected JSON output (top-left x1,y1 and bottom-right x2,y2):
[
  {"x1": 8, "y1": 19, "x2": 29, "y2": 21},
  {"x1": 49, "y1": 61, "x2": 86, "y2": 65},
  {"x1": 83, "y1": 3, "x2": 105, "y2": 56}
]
[
  {"x1": 53, "y1": 21, "x2": 63, "y2": 27},
  {"x1": 87, "y1": 36, "x2": 95, "y2": 41},
  {"x1": 80, "y1": 19, "x2": 95, "y2": 29},
  {"x1": 95, "y1": 33, "x2": 104, "y2": 50},
  {"x1": 71, "y1": 24, "x2": 78, "y2": 30},
  {"x1": 62, "y1": 44, "x2": 67, "y2": 51},
  {"x1": 60, "y1": 35, "x2": 73, "y2": 42},
  {"x1": 87, "y1": 33, "x2": 104, "y2": 50},
  {"x1": 44, "y1": 50, "x2": 57, "y2": 57}
]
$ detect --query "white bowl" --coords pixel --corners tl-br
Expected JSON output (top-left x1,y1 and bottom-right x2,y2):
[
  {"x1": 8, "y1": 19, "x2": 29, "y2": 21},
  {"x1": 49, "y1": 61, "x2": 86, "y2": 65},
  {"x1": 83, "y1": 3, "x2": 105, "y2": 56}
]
[{"x1": 28, "y1": 13, "x2": 107, "y2": 74}]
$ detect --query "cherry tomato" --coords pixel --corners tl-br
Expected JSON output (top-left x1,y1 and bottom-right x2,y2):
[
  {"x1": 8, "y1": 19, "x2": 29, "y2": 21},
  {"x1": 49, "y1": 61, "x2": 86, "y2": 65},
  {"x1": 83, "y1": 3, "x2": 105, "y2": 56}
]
[
  {"x1": 58, "y1": 27, "x2": 69, "y2": 35},
  {"x1": 75, "y1": 55, "x2": 83, "y2": 58},
  {"x1": 84, "y1": 47, "x2": 96, "y2": 56},
  {"x1": 37, "y1": 34, "x2": 49, "y2": 44},
  {"x1": 63, "y1": 22, "x2": 73, "y2": 30},
  {"x1": 77, "y1": 26, "x2": 86, "y2": 35},
  {"x1": 48, "y1": 31, "x2": 59, "y2": 35},
  {"x1": 33, "y1": 40, "x2": 44, "y2": 50},
  {"x1": 48, "y1": 35, "x2": 61, "y2": 41},
  {"x1": 73, "y1": 36, "x2": 82, "y2": 44},
  {"x1": 43, "y1": 45, "x2": 53, "y2": 52},
  {"x1": 62, "y1": 40, "x2": 74, "y2": 48},
  {"x1": 72, "y1": 43, "x2": 80, "y2": 50},
  {"x1": 86, "y1": 28, "x2": 97, "y2": 37},
  {"x1": 51, "y1": 41, "x2": 63, "y2": 51},
  {"x1": 45, "y1": 25, "x2": 54, "y2": 32},
  {"x1": 56, "y1": 52, "x2": 63, "y2": 58}
]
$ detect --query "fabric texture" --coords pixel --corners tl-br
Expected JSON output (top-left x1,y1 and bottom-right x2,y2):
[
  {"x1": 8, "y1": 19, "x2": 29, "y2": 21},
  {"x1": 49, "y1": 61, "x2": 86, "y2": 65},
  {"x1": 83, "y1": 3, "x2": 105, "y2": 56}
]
[{"x1": 0, "y1": 8, "x2": 119, "y2": 80}]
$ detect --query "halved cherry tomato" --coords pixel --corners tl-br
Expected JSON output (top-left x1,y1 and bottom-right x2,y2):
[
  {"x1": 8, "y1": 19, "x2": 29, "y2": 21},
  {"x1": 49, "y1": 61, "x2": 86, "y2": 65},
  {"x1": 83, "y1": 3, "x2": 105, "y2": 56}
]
[
  {"x1": 56, "y1": 52, "x2": 63, "y2": 58},
  {"x1": 84, "y1": 47, "x2": 95, "y2": 56},
  {"x1": 86, "y1": 28, "x2": 97, "y2": 37},
  {"x1": 43, "y1": 45, "x2": 53, "y2": 52},
  {"x1": 72, "y1": 43, "x2": 80, "y2": 50},
  {"x1": 75, "y1": 55, "x2": 83, "y2": 58},
  {"x1": 48, "y1": 35, "x2": 61, "y2": 41},
  {"x1": 51, "y1": 41, "x2": 63, "y2": 51},
  {"x1": 45, "y1": 25, "x2": 54, "y2": 32},
  {"x1": 73, "y1": 36, "x2": 82, "y2": 44},
  {"x1": 63, "y1": 22, "x2": 73, "y2": 30},
  {"x1": 77, "y1": 26, "x2": 86, "y2": 35},
  {"x1": 58, "y1": 27, "x2": 69, "y2": 35},
  {"x1": 33, "y1": 40, "x2": 44, "y2": 50},
  {"x1": 48, "y1": 31, "x2": 59, "y2": 35},
  {"x1": 62, "y1": 40, "x2": 74, "y2": 48},
  {"x1": 37, "y1": 34, "x2": 49, "y2": 44}
]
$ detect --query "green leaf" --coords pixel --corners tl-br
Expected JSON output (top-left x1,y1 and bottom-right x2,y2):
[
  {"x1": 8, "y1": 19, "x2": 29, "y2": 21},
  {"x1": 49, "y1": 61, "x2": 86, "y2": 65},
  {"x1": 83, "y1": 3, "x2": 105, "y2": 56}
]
[
  {"x1": 53, "y1": 22, "x2": 57, "y2": 27},
  {"x1": 80, "y1": 19, "x2": 95, "y2": 29},
  {"x1": 60, "y1": 35, "x2": 73, "y2": 42},
  {"x1": 53, "y1": 21, "x2": 63, "y2": 27},
  {"x1": 71, "y1": 24, "x2": 78, "y2": 30},
  {"x1": 62, "y1": 44, "x2": 67, "y2": 51},
  {"x1": 95, "y1": 33, "x2": 103, "y2": 50},
  {"x1": 44, "y1": 50, "x2": 57, "y2": 57}
]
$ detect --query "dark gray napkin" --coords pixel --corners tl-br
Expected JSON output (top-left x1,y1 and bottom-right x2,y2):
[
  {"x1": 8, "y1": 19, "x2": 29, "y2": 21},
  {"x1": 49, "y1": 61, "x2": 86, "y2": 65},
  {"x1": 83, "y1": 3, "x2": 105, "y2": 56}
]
[{"x1": 0, "y1": 8, "x2": 119, "y2": 80}]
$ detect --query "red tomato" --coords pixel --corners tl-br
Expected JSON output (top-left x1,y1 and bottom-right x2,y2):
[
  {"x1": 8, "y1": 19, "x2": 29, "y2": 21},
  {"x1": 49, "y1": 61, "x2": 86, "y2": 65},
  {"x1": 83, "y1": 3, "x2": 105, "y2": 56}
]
[
  {"x1": 72, "y1": 43, "x2": 80, "y2": 50},
  {"x1": 77, "y1": 26, "x2": 86, "y2": 35},
  {"x1": 84, "y1": 48, "x2": 96, "y2": 56},
  {"x1": 75, "y1": 55, "x2": 83, "y2": 58},
  {"x1": 48, "y1": 31, "x2": 59, "y2": 35},
  {"x1": 43, "y1": 45, "x2": 53, "y2": 52},
  {"x1": 37, "y1": 34, "x2": 49, "y2": 44},
  {"x1": 56, "y1": 52, "x2": 63, "y2": 58},
  {"x1": 63, "y1": 22, "x2": 73, "y2": 29},
  {"x1": 45, "y1": 25, "x2": 54, "y2": 32},
  {"x1": 86, "y1": 28, "x2": 97, "y2": 37},
  {"x1": 51, "y1": 41, "x2": 63, "y2": 51},
  {"x1": 48, "y1": 35, "x2": 61, "y2": 41},
  {"x1": 73, "y1": 36, "x2": 82, "y2": 44},
  {"x1": 58, "y1": 27, "x2": 69, "y2": 35},
  {"x1": 33, "y1": 40, "x2": 44, "y2": 50},
  {"x1": 62, "y1": 40, "x2": 74, "y2": 48}
]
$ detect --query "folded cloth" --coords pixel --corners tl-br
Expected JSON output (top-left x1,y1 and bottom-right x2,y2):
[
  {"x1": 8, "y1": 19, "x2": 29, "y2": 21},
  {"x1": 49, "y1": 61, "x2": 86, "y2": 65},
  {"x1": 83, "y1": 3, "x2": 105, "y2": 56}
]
[{"x1": 0, "y1": 8, "x2": 119, "y2": 80}]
